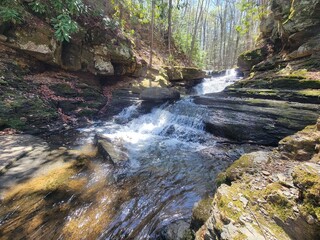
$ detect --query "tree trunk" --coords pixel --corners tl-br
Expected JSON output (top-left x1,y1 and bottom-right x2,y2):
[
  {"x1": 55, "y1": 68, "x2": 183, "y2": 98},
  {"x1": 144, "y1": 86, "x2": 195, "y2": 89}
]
[{"x1": 168, "y1": 0, "x2": 172, "y2": 56}]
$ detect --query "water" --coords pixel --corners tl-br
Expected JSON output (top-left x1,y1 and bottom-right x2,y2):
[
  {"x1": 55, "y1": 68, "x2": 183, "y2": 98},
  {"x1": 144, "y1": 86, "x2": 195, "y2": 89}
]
[
  {"x1": 77, "y1": 70, "x2": 242, "y2": 238},
  {"x1": 0, "y1": 70, "x2": 246, "y2": 239},
  {"x1": 194, "y1": 69, "x2": 239, "y2": 94}
]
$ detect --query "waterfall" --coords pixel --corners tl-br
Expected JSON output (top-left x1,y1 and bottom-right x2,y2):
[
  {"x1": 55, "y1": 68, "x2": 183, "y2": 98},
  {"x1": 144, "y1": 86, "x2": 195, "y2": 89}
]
[
  {"x1": 76, "y1": 69, "x2": 242, "y2": 239},
  {"x1": 194, "y1": 68, "x2": 240, "y2": 95}
]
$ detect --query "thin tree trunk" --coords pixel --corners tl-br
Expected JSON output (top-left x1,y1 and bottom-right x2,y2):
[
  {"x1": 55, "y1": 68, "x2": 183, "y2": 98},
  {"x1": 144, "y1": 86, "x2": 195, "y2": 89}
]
[
  {"x1": 189, "y1": 0, "x2": 205, "y2": 59},
  {"x1": 168, "y1": 0, "x2": 172, "y2": 56},
  {"x1": 149, "y1": 0, "x2": 155, "y2": 86}
]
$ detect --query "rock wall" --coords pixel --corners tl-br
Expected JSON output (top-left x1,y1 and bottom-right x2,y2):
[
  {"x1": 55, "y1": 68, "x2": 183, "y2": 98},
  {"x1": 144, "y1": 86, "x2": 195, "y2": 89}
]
[
  {"x1": 195, "y1": 118, "x2": 320, "y2": 240},
  {"x1": 0, "y1": 11, "x2": 147, "y2": 78},
  {"x1": 238, "y1": 0, "x2": 320, "y2": 74}
]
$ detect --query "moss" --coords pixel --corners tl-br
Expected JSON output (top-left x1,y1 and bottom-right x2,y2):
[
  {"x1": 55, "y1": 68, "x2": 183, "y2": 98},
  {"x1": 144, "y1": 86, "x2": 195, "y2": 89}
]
[
  {"x1": 234, "y1": 232, "x2": 247, "y2": 240},
  {"x1": 192, "y1": 197, "x2": 213, "y2": 229},
  {"x1": 239, "y1": 49, "x2": 263, "y2": 61},
  {"x1": 290, "y1": 69, "x2": 308, "y2": 78},
  {"x1": 0, "y1": 92, "x2": 58, "y2": 130},
  {"x1": 218, "y1": 194, "x2": 243, "y2": 221},
  {"x1": 216, "y1": 172, "x2": 227, "y2": 187},
  {"x1": 224, "y1": 154, "x2": 254, "y2": 182},
  {"x1": 50, "y1": 83, "x2": 78, "y2": 97},
  {"x1": 292, "y1": 166, "x2": 320, "y2": 220},
  {"x1": 262, "y1": 183, "x2": 294, "y2": 221},
  {"x1": 298, "y1": 89, "x2": 320, "y2": 97}
]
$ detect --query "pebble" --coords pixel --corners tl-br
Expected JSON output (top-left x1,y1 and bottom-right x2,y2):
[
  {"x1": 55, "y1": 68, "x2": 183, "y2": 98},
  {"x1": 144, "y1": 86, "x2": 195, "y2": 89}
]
[
  {"x1": 277, "y1": 173, "x2": 286, "y2": 182},
  {"x1": 239, "y1": 196, "x2": 249, "y2": 208},
  {"x1": 0, "y1": 34, "x2": 7, "y2": 42},
  {"x1": 257, "y1": 198, "x2": 267, "y2": 204},
  {"x1": 306, "y1": 215, "x2": 315, "y2": 225},
  {"x1": 262, "y1": 170, "x2": 271, "y2": 176},
  {"x1": 293, "y1": 206, "x2": 299, "y2": 213}
]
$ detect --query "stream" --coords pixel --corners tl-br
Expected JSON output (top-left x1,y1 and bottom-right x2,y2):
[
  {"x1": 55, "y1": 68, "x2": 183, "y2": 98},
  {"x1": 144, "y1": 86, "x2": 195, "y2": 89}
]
[
  {"x1": 1, "y1": 70, "x2": 264, "y2": 239},
  {"x1": 78, "y1": 69, "x2": 242, "y2": 239}
]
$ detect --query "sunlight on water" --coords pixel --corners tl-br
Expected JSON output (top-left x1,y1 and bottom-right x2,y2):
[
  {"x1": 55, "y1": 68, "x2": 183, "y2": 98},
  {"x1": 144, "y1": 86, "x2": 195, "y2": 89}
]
[{"x1": 194, "y1": 68, "x2": 240, "y2": 94}]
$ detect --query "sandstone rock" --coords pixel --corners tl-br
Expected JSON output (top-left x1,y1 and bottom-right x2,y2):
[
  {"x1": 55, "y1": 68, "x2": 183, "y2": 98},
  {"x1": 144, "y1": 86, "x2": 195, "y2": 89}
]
[
  {"x1": 166, "y1": 67, "x2": 207, "y2": 81},
  {"x1": 0, "y1": 34, "x2": 7, "y2": 42},
  {"x1": 93, "y1": 55, "x2": 114, "y2": 76},
  {"x1": 94, "y1": 134, "x2": 128, "y2": 165},
  {"x1": 140, "y1": 87, "x2": 180, "y2": 102},
  {"x1": 4, "y1": 18, "x2": 61, "y2": 65},
  {"x1": 237, "y1": 47, "x2": 268, "y2": 73},
  {"x1": 286, "y1": 34, "x2": 320, "y2": 60}
]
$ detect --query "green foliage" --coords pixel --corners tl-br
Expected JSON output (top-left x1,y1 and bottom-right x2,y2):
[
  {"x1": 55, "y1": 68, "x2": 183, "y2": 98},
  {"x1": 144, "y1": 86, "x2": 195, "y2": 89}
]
[
  {"x1": 28, "y1": 1, "x2": 47, "y2": 14},
  {"x1": 0, "y1": 7, "x2": 22, "y2": 24},
  {"x1": 52, "y1": 14, "x2": 78, "y2": 42},
  {"x1": 0, "y1": 0, "x2": 23, "y2": 24},
  {"x1": 1, "y1": 0, "x2": 86, "y2": 42}
]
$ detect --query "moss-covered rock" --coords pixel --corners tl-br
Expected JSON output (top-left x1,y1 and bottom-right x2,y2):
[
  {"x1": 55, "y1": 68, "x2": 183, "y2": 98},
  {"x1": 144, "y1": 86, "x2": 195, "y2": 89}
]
[
  {"x1": 237, "y1": 48, "x2": 268, "y2": 73},
  {"x1": 293, "y1": 164, "x2": 320, "y2": 220},
  {"x1": 191, "y1": 197, "x2": 213, "y2": 231},
  {"x1": 166, "y1": 66, "x2": 207, "y2": 81},
  {"x1": 196, "y1": 118, "x2": 320, "y2": 240}
]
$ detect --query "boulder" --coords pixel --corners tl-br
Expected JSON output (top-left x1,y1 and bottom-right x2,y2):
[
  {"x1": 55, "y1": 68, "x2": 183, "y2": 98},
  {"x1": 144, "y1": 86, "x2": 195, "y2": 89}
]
[
  {"x1": 166, "y1": 67, "x2": 207, "y2": 81},
  {"x1": 286, "y1": 34, "x2": 320, "y2": 60},
  {"x1": 155, "y1": 220, "x2": 192, "y2": 240},
  {"x1": 94, "y1": 134, "x2": 128, "y2": 165},
  {"x1": 3, "y1": 15, "x2": 61, "y2": 66},
  {"x1": 237, "y1": 47, "x2": 268, "y2": 73},
  {"x1": 140, "y1": 87, "x2": 180, "y2": 102}
]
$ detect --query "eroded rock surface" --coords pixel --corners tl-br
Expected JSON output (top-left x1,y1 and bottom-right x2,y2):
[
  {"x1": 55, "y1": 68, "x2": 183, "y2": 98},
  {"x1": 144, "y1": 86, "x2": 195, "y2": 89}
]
[{"x1": 195, "y1": 119, "x2": 320, "y2": 240}]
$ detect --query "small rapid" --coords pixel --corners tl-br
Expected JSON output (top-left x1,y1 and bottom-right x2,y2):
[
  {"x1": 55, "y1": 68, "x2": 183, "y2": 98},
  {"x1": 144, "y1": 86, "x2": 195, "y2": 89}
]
[
  {"x1": 76, "y1": 70, "x2": 242, "y2": 239},
  {"x1": 0, "y1": 70, "x2": 245, "y2": 240},
  {"x1": 194, "y1": 69, "x2": 239, "y2": 94}
]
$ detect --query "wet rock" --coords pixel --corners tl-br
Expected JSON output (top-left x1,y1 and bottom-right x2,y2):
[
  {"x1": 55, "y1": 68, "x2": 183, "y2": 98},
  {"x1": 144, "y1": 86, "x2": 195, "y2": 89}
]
[
  {"x1": 191, "y1": 197, "x2": 213, "y2": 231},
  {"x1": 195, "y1": 93, "x2": 320, "y2": 145},
  {"x1": 156, "y1": 220, "x2": 192, "y2": 240},
  {"x1": 94, "y1": 134, "x2": 128, "y2": 165},
  {"x1": 140, "y1": 87, "x2": 180, "y2": 102}
]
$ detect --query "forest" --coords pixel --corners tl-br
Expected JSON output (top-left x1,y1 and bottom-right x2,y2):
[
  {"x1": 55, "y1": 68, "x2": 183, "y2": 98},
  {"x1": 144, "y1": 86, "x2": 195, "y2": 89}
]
[
  {"x1": 1, "y1": 0, "x2": 267, "y2": 68},
  {"x1": 108, "y1": 0, "x2": 268, "y2": 68}
]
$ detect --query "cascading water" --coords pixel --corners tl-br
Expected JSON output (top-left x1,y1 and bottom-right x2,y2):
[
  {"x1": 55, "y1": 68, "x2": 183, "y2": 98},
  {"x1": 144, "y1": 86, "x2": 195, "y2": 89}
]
[
  {"x1": 76, "y1": 70, "x2": 242, "y2": 239},
  {"x1": 194, "y1": 69, "x2": 239, "y2": 94},
  {"x1": 0, "y1": 70, "x2": 245, "y2": 240}
]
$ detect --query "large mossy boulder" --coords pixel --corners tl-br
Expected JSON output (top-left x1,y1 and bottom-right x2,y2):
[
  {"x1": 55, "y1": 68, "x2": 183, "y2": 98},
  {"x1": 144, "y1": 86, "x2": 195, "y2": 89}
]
[
  {"x1": 237, "y1": 47, "x2": 268, "y2": 74},
  {"x1": 166, "y1": 66, "x2": 207, "y2": 81},
  {"x1": 140, "y1": 87, "x2": 180, "y2": 102}
]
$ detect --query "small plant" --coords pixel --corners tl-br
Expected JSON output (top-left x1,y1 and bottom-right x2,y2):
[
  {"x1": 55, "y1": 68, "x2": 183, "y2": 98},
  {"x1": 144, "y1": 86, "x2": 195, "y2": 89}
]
[
  {"x1": 0, "y1": 7, "x2": 22, "y2": 24},
  {"x1": 28, "y1": 1, "x2": 47, "y2": 14},
  {"x1": 52, "y1": 13, "x2": 79, "y2": 42}
]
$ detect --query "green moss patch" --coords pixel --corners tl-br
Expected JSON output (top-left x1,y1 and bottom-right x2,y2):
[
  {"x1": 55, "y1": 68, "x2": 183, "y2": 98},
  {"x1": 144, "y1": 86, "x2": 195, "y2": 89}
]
[{"x1": 293, "y1": 165, "x2": 320, "y2": 220}]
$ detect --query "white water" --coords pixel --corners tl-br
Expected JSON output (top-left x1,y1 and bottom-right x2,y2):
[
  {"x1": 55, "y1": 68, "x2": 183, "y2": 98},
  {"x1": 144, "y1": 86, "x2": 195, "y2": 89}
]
[
  {"x1": 194, "y1": 68, "x2": 239, "y2": 94},
  {"x1": 78, "y1": 69, "x2": 240, "y2": 239}
]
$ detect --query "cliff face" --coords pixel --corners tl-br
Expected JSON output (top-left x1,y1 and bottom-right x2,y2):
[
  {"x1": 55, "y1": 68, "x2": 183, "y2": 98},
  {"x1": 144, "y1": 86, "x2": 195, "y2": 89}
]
[{"x1": 238, "y1": 0, "x2": 320, "y2": 74}]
